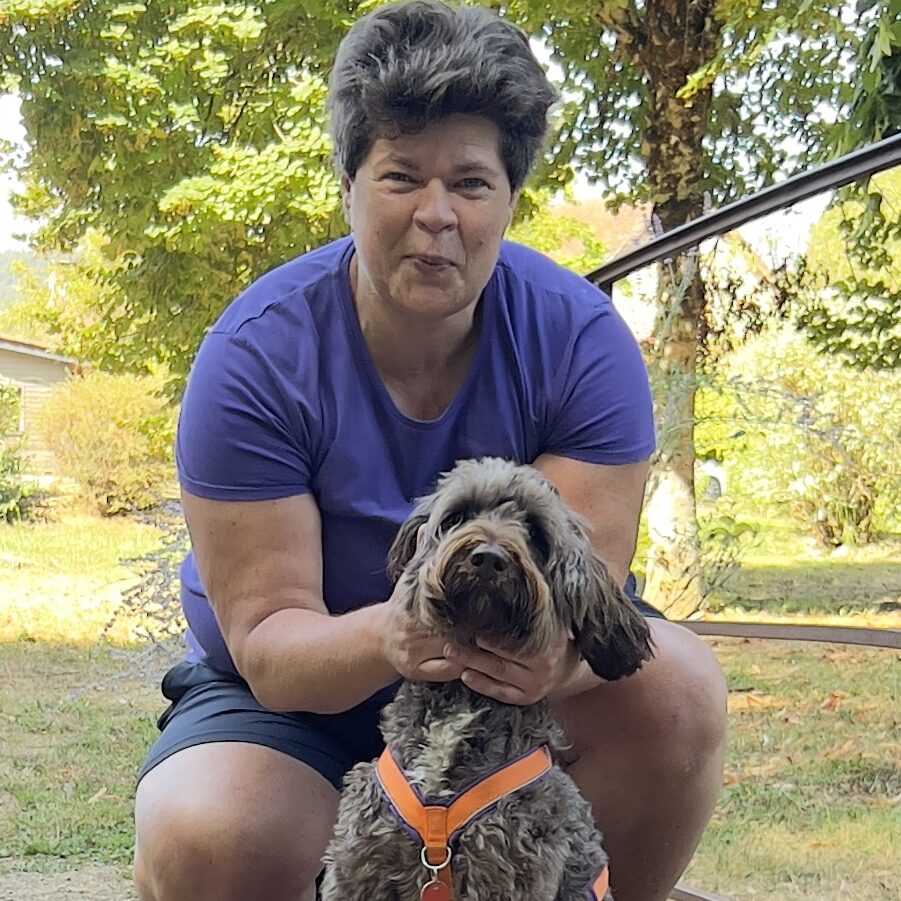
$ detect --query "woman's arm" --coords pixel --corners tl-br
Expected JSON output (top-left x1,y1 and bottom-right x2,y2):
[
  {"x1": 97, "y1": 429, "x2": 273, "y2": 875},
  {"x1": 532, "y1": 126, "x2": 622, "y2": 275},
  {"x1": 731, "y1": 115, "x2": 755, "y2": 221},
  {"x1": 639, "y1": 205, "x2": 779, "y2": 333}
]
[{"x1": 182, "y1": 488, "x2": 461, "y2": 714}]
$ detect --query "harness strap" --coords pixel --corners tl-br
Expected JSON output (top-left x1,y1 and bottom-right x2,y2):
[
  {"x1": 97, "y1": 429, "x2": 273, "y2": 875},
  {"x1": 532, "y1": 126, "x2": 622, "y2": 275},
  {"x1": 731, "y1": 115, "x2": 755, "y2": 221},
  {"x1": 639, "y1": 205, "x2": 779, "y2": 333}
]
[
  {"x1": 376, "y1": 744, "x2": 609, "y2": 898},
  {"x1": 590, "y1": 865, "x2": 610, "y2": 899},
  {"x1": 376, "y1": 745, "x2": 553, "y2": 887}
]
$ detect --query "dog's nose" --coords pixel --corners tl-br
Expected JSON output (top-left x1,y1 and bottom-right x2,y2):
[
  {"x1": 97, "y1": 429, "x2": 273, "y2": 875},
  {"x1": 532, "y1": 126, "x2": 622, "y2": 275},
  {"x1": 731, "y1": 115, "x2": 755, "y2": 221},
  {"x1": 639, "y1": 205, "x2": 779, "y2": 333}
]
[{"x1": 469, "y1": 544, "x2": 508, "y2": 573}]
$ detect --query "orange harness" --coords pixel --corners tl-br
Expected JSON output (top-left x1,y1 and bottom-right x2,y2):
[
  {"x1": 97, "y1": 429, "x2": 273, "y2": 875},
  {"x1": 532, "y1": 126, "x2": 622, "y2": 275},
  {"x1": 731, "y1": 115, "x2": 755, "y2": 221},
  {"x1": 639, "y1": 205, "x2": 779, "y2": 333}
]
[{"x1": 376, "y1": 744, "x2": 610, "y2": 900}]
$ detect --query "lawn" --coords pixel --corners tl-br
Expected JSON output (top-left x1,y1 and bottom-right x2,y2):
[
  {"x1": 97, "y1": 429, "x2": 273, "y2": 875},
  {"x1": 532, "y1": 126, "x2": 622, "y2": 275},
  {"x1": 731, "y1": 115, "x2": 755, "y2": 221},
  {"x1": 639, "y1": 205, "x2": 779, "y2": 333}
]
[{"x1": 0, "y1": 508, "x2": 898, "y2": 900}]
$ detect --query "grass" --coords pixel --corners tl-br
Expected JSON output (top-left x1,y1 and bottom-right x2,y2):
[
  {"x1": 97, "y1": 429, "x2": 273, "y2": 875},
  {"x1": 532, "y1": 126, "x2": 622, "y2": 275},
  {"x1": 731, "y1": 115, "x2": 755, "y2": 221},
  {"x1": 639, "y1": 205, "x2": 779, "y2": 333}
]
[
  {"x1": 0, "y1": 642, "x2": 161, "y2": 869},
  {"x1": 0, "y1": 515, "x2": 164, "y2": 644},
  {"x1": 0, "y1": 515, "x2": 162, "y2": 579},
  {"x1": 0, "y1": 507, "x2": 898, "y2": 899},
  {"x1": 682, "y1": 640, "x2": 899, "y2": 899}
]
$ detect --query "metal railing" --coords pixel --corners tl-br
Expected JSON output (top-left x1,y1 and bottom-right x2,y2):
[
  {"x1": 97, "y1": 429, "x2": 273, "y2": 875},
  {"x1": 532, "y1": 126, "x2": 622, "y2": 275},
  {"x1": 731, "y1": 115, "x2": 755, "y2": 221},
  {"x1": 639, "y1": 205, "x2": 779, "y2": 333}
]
[
  {"x1": 589, "y1": 132, "x2": 901, "y2": 297},
  {"x1": 583, "y1": 134, "x2": 901, "y2": 901}
]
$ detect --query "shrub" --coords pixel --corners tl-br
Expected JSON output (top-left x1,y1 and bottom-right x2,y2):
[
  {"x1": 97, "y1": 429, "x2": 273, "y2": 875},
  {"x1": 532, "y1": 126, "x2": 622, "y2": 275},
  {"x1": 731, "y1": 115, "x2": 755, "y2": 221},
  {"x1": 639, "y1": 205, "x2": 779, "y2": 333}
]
[
  {"x1": 696, "y1": 325, "x2": 901, "y2": 545},
  {"x1": 0, "y1": 384, "x2": 33, "y2": 521},
  {"x1": 0, "y1": 383, "x2": 21, "y2": 435},
  {"x1": 40, "y1": 370, "x2": 176, "y2": 515},
  {"x1": 0, "y1": 440, "x2": 34, "y2": 522}
]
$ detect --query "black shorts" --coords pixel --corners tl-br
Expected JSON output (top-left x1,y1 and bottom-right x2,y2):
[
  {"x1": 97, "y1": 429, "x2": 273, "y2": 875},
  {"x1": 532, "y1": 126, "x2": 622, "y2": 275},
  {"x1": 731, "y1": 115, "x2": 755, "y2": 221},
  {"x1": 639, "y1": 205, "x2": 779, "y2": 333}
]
[{"x1": 138, "y1": 576, "x2": 663, "y2": 791}]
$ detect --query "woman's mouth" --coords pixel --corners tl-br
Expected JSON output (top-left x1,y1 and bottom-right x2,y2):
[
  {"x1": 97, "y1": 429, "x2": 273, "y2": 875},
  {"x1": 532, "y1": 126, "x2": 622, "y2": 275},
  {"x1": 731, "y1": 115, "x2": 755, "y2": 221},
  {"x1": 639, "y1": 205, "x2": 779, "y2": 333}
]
[{"x1": 409, "y1": 254, "x2": 455, "y2": 270}]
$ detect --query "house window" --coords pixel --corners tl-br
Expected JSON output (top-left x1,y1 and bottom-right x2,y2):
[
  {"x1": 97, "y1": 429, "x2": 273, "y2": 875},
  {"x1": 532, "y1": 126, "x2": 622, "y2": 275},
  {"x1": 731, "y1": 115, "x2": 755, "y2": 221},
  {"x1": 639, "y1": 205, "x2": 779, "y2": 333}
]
[{"x1": 0, "y1": 383, "x2": 24, "y2": 436}]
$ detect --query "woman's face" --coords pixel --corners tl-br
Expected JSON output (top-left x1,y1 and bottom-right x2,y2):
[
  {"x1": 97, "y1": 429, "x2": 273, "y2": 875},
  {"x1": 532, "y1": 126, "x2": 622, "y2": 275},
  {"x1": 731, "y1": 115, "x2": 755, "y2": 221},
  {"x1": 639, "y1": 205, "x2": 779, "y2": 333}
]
[{"x1": 342, "y1": 114, "x2": 515, "y2": 326}]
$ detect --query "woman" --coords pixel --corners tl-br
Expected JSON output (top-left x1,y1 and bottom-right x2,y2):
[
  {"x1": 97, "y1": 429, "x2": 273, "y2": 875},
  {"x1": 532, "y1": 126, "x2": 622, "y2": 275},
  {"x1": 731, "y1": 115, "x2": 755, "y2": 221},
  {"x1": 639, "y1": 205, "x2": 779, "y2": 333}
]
[{"x1": 133, "y1": 3, "x2": 726, "y2": 900}]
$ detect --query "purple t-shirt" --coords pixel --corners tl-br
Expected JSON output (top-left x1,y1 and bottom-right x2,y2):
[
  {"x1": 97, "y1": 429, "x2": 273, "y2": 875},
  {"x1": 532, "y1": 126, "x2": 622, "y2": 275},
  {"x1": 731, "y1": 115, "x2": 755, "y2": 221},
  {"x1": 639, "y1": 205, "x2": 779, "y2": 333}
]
[{"x1": 176, "y1": 236, "x2": 655, "y2": 681}]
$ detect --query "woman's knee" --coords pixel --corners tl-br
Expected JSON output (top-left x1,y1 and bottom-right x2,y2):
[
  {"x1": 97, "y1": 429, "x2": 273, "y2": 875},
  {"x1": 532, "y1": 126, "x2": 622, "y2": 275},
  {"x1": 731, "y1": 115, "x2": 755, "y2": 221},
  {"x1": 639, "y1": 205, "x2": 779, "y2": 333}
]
[
  {"x1": 557, "y1": 620, "x2": 728, "y2": 775},
  {"x1": 636, "y1": 621, "x2": 727, "y2": 772},
  {"x1": 133, "y1": 744, "x2": 337, "y2": 900}
]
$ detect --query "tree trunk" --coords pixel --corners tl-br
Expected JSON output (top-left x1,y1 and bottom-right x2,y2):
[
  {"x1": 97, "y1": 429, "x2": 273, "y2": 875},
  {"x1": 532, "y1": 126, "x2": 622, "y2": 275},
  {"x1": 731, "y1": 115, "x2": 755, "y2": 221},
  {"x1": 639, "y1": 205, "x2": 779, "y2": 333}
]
[
  {"x1": 635, "y1": 0, "x2": 721, "y2": 617},
  {"x1": 644, "y1": 260, "x2": 706, "y2": 618}
]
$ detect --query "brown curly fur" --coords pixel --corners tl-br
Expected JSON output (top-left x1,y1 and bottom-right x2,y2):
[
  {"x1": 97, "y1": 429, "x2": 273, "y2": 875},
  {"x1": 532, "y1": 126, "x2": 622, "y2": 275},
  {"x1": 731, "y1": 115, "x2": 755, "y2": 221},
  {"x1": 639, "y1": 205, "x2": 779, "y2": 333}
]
[{"x1": 321, "y1": 458, "x2": 654, "y2": 900}]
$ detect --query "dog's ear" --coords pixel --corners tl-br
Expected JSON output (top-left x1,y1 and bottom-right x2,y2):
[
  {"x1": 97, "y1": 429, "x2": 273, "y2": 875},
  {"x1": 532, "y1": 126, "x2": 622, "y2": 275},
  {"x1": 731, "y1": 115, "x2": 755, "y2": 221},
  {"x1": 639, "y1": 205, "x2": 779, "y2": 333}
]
[
  {"x1": 571, "y1": 556, "x2": 655, "y2": 682},
  {"x1": 386, "y1": 511, "x2": 429, "y2": 582}
]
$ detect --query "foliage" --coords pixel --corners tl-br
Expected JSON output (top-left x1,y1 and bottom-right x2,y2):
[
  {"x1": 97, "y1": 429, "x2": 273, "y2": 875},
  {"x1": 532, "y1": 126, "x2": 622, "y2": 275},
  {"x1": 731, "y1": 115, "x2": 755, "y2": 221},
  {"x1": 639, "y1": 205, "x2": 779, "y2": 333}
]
[
  {"x1": 696, "y1": 326, "x2": 901, "y2": 546},
  {"x1": 508, "y1": 189, "x2": 608, "y2": 272},
  {"x1": 830, "y1": 0, "x2": 901, "y2": 155},
  {"x1": 1, "y1": 230, "x2": 157, "y2": 369},
  {"x1": 0, "y1": 439, "x2": 33, "y2": 522},
  {"x1": 795, "y1": 167, "x2": 901, "y2": 369},
  {"x1": 0, "y1": 383, "x2": 32, "y2": 521},
  {"x1": 698, "y1": 507, "x2": 760, "y2": 597},
  {"x1": 0, "y1": 249, "x2": 38, "y2": 307},
  {"x1": 0, "y1": 0, "x2": 356, "y2": 379},
  {"x1": 39, "y1": 370, "x2": 176, "y2": 515},
  {"x1": 0, "y1": 381, "x2": 20, "y2": 434},
  {"x1": 501, "y1": 0, "x2": 863, "y2": 210}
]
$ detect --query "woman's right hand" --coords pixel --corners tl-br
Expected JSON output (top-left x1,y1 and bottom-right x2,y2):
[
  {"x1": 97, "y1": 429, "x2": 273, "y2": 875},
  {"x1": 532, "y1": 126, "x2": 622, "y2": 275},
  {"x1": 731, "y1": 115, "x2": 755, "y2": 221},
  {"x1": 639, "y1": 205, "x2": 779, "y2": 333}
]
[{"x1": 378, "y1": 575, "x2": 464, "y2": 683}]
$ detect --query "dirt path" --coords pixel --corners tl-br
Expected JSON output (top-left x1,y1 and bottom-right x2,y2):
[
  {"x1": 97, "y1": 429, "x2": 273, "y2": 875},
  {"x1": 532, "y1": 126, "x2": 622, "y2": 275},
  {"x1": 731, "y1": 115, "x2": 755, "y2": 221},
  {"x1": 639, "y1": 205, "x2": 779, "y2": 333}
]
[{"x1": 0, "y1": 863, "x2": 136, "y2": 900}]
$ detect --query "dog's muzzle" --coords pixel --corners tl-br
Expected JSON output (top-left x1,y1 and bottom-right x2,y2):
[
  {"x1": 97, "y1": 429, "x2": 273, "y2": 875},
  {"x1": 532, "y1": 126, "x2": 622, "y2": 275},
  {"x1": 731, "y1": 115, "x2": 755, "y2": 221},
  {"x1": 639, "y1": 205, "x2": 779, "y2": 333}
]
[{"x1": 464, "y1": 542, "x2": 510, "y2": 577}]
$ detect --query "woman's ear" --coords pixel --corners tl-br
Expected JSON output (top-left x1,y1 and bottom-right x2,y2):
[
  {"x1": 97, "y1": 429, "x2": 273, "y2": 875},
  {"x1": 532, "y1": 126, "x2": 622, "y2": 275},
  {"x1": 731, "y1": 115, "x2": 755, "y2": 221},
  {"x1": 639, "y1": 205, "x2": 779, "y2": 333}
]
[
  {"x1": 341, "y1": 173, "x2": 353, "y2": 222},
  {"x1": 506, "y1": 190, "x2": 519, "y2": 228}
]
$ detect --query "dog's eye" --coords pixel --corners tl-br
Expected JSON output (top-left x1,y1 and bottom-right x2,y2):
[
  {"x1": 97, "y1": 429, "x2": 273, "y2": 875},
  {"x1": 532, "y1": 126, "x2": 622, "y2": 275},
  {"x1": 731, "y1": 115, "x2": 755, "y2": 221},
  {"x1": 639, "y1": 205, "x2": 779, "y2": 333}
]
[
  {"x1": 438, "y1": 510, "x2": 466, "y2": 533},
  {"x1": 528, "y1": 521, "x2": 551, "y2": 561}
]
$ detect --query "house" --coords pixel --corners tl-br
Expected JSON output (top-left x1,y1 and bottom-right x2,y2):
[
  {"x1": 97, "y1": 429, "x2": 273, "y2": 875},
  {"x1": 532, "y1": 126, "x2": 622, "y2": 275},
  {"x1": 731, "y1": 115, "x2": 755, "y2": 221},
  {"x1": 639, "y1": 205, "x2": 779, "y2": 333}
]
[{"x1": 0, "y1": 335, "x2": 79, "y2": 471}]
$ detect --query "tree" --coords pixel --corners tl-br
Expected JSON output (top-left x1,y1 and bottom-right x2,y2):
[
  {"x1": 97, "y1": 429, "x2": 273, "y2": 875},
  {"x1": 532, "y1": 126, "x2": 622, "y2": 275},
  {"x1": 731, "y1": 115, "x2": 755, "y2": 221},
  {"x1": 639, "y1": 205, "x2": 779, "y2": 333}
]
[
  {"x1": 508, "y1": 189, "x2": 609, "y2": 272},
  {"x1": 0, "y1": 0, "x2": 883, "y2": 613},
  {"x1": 800, "y1": 0, "x2": 901, "y2": 370},
  {"x1": 497, "y1": 0, "x2": 870, "y2": 615},
  {"x1": 0, "y1": 0, "x2": 355, "y2": 377},
  {"x1": 795, "y1": 167, "x2": 900, "y2": 369}
]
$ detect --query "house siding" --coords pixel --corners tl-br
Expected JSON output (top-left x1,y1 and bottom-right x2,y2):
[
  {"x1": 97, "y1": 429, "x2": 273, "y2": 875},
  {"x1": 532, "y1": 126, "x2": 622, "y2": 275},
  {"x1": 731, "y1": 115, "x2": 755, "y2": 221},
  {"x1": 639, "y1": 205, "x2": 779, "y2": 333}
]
[{"x1": 0, "y1": 342, "x2": 78, "y2": 472}]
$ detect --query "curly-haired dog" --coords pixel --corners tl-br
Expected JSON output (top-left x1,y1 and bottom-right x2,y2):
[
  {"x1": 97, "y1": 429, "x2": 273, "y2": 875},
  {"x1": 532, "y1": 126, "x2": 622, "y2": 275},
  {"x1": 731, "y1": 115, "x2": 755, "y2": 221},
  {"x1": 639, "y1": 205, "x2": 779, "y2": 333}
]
[{"x1": 321, "y1": 457, "x2": 654, "y2": 900}]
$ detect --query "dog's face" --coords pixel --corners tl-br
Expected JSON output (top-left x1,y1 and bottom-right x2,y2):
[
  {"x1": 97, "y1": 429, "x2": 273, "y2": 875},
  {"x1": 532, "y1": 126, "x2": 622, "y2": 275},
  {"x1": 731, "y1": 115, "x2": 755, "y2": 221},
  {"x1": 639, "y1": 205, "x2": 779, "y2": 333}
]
[{"x1": 388, "y1": 457, "x2": 654, "y2": 681}]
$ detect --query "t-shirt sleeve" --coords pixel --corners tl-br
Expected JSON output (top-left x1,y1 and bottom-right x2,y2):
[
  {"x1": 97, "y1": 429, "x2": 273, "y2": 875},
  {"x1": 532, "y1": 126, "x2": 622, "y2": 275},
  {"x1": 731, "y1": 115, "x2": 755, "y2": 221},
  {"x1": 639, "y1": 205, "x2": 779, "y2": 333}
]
[
  {"x1": 544, "y1": 305, "x2": 656, "y2": 465},
  {"x1": 176, "y1": 329, "x2": 316, "y2": 501}
]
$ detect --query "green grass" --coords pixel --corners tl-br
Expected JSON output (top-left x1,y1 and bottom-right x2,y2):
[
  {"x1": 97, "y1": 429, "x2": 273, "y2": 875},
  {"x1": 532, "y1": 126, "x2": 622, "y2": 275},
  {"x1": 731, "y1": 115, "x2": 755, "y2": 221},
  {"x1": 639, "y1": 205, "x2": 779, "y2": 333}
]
[
  {"x1": 0, "y1": 516, "x2": 162, "y2": 578},
  {"x1": 0, "y1": 515, "x2": 165, "y2": 644},
  {"x1": 681, "y1": 640, "x2": 899, "y2": 899},
  {"x1": 0, "y1": 642, "x2": 161, "y2": 867},
  {"x1": 0, "y1": 507, "x2": 898, "y2": 898}
]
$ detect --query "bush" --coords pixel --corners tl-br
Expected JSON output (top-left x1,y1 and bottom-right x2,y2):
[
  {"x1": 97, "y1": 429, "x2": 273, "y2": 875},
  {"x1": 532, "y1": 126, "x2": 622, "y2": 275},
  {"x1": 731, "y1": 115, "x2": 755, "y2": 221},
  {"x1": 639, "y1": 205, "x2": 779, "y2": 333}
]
[
  {"x1": 40, "y1": 370, "x2": 176, "y2": 515},
  {"x1": 0, "y1": 384, "x2": 33, "y2": 522},
  {"x1": 0, "y1": 441, "x2": 34, "y2": 522},
  {"x1": 696, "y1": 325, "x2": 900, "y2": 546}
]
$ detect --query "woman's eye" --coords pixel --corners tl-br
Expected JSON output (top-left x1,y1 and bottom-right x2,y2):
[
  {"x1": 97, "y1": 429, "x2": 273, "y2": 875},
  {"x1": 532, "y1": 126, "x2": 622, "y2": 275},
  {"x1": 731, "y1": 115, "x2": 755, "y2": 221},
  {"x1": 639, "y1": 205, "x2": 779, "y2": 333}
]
[
  {"x1": 439, "y1": 510, "x2": 465, "y2": 533},
  {"x1": 458, "y1": 178, "x2": 488, "y2": 190}
]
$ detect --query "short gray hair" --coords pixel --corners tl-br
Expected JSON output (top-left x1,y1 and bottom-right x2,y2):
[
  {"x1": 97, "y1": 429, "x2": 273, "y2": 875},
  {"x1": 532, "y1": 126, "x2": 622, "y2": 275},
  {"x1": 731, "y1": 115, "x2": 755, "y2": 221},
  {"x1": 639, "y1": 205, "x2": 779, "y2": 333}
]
[{"x1": 327, "y1": 0, "x2": 558, "y2": 192}]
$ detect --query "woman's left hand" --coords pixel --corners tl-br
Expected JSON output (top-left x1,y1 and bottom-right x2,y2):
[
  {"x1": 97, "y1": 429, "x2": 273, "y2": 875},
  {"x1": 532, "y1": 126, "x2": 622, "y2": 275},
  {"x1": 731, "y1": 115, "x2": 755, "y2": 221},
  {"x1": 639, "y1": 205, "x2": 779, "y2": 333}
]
[{"x1": 444, "y1": 629, "x2": 581, "y2": 705}]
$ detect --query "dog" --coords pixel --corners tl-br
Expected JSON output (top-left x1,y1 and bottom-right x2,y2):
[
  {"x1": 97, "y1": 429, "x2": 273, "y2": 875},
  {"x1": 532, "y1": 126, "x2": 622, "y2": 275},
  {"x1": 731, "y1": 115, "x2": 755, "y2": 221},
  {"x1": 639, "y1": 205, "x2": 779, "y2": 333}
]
[{"x1": 321, "y1": 457, "x2": 654, "y2": 900}]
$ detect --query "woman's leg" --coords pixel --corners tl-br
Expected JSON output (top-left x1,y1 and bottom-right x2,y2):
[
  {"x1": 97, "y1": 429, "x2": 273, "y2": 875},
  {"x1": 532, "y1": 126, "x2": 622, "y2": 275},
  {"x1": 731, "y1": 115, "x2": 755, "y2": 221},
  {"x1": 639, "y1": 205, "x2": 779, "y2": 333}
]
[
  {"x1": 134, "y1": 742, "x2": 339, "y2": 901},
  {"x1": 552, "y1": 620, "x2": 727, "y2": 901}
]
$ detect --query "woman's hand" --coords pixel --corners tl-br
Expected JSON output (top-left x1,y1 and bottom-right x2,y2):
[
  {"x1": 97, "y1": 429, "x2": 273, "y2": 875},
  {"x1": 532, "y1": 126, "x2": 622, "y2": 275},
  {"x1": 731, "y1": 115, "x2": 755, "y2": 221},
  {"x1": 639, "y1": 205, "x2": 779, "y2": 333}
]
[
  {"x1": 378, "y1": 576, "x2": 464, "y2": 683},
  {"x1": 444, "y1": 628, "x2": 581, "y2": 705}
]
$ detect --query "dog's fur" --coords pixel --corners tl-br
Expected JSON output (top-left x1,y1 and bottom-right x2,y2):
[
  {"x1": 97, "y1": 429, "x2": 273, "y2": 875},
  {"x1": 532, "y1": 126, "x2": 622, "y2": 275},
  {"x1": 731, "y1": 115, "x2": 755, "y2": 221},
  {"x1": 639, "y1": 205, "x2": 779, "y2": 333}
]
[{"x1": 321, "y1": 458, "x2": 654, "y2": 900}]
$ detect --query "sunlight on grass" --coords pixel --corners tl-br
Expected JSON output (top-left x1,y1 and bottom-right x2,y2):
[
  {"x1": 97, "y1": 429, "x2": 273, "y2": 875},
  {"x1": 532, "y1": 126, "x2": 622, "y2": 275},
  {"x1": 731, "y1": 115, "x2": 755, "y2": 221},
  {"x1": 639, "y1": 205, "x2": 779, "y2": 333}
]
[
  {"x1": 0, "y1": 516, "x2": 164, "y2": 644},
  {"x1": 681, "y1": 640, "x2": 900, "y2": 900},
  {"x1": 0, "y1": 516, "x2": 162, "y2": 577}
]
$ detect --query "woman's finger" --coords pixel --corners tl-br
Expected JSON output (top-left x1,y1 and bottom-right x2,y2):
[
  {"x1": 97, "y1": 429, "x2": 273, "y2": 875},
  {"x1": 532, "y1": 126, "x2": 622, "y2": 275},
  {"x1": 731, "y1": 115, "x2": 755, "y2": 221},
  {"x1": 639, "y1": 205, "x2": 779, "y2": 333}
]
[
  {"x1": 460, "y1": 668, "x2": 528, "y2": 704},
  {"x1": 446, "y1": 642, "x2": 528, "y2": 678}
]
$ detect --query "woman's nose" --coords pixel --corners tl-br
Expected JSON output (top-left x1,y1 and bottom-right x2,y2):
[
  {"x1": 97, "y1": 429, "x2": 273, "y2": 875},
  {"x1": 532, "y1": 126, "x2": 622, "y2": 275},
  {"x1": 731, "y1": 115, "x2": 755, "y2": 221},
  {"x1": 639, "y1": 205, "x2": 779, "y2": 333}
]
[{"x1": 413, "y1": 179, "x2": 458, "y2": 232}]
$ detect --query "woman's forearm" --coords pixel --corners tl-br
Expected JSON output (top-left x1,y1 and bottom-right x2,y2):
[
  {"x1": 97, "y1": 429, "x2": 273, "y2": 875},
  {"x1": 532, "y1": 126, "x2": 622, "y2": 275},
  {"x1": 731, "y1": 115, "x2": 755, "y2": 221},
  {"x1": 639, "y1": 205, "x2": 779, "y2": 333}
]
[{"x1": 234, "y1": 603, "x2": 398, "y2": 714}]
